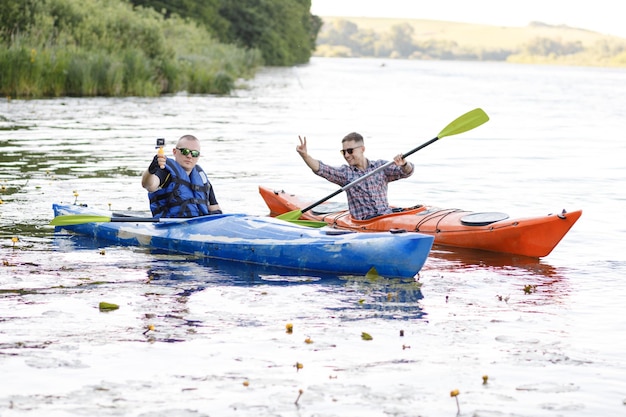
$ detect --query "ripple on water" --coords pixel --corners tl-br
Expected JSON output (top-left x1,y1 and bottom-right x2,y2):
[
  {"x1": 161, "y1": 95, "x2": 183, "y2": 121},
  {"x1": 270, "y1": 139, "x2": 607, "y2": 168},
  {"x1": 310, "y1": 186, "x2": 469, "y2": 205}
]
[{"x1": 2, "y1": 60, "x2": 626, "y2": 417}]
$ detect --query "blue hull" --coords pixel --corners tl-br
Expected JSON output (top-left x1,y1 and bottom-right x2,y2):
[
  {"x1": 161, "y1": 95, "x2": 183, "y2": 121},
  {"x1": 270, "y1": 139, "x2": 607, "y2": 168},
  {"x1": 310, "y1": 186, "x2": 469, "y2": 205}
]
[{"x1": 52, "y1": 204, "x2": 433, "y2": 278}]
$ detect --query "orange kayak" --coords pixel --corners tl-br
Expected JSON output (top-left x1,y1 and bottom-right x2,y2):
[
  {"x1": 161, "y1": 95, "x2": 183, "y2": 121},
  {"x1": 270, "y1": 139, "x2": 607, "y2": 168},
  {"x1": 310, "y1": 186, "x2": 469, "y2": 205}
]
[{"x1": 259, "y1": 186, "x2": 582, "y2": 258}]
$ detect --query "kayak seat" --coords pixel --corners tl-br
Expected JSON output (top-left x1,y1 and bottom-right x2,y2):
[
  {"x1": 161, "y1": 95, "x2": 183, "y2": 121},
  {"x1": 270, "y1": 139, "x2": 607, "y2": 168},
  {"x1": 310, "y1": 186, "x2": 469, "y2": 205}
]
[{"x1": 460, "y1": 212, "x2": 509, "y2": 226}]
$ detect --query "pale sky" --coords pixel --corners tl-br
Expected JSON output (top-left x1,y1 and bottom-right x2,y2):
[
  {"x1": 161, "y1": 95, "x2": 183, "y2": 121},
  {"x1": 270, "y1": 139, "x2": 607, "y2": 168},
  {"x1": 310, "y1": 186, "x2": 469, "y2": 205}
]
[{"x1": 311, "y1": 0, "x2": 626, "y2": 39}]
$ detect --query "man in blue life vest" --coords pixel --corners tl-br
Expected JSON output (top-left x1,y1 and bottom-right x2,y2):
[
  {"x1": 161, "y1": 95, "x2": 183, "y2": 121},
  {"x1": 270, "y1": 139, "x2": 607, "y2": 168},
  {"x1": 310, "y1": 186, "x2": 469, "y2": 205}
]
[{"x1": 141, "y1": 134, "x2": 222, "y2": 218}]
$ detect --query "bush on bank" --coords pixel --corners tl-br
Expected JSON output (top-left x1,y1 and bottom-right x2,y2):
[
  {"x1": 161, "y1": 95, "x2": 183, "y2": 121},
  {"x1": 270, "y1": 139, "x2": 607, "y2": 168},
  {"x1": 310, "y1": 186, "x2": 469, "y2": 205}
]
[{"x1": 0, "y1": 0, "x2": 263, "y2": 98}]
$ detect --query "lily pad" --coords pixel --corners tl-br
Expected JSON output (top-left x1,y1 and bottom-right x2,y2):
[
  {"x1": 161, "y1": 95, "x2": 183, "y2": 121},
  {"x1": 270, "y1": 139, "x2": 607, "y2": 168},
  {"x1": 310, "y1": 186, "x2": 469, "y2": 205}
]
[{"x1": 99, "y1": 302, "x2": 119, "y2": 311}]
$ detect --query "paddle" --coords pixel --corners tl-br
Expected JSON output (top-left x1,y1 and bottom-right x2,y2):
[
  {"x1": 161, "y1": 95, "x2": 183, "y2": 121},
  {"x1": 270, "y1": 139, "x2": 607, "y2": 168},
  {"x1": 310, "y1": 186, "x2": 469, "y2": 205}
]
[
  {"x1": 50, "y1": 215, "x2": 179, "y2": 226},
  {"x1": 50, "y1": 213, "x2": 327, "y2": 228},
  {"x1": 277, "y1": 108, "x2": 489, "y2": 223}
]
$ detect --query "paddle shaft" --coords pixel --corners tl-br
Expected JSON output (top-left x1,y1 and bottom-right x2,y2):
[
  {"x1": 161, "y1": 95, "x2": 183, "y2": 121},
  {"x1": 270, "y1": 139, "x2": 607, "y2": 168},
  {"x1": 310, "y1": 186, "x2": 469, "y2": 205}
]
[
  {"x1": 49, "y1": 214, "x2": 189, "y2": 226},
  {"x1": 51, "y1": 213, "x2": 328, "y2": 227},
  {"x1": 299, "y1": 136, "x2": 439, "y2": 214},
  {"x1": 110, "y1": 217, "x2": 161, "y2": 223}
]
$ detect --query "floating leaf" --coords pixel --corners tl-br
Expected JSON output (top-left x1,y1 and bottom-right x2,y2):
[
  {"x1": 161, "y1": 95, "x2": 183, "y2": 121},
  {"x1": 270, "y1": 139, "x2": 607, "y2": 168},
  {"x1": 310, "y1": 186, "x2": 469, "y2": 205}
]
[
  {"x1": 99, "y1": 302, "x2": 119, "y2": 311},
  {"x1": 523, "y1": 284, "x2": 537, "y2": 294},
  {"x1": 365, "y1": 267, "x2": 379, "y2": 278}
]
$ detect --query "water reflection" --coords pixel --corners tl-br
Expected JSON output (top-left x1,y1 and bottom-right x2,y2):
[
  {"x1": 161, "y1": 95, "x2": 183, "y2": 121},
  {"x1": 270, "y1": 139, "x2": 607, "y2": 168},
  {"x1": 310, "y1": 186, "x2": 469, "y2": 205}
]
[
  {"x1": 1, "y1": 59, "x2": 624, "y2": 417},
  {"x1": 422, "y1": 246, "x2": 572, "y2": 309},
  {"x1": 0, "y1": 149, "x2": 134, "y2": 178},
  {"x1": 51, "y1": 232, "x2": 426, "y2": 321},
  {"x1": 150, "y1": 258, "x2": 426, "y2": 320},
  {"x1": 147, "y1": 251, "x2": 346, "y2": 286},
  {"x1": 324, "y1": 276, "x2": 425, "y2": 321},
  {"x1": 427, "y1": 246, "x2": 562, "y2": 278}
]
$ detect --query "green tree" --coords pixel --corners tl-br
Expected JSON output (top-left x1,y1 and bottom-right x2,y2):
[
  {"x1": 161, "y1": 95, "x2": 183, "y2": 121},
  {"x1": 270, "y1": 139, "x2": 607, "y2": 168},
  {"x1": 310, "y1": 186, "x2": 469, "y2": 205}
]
[
  {"x1": 129, "y1": 0, "x2": 320, "y2": 66},
  {"x1": 219, "y1": 0, "x2": 317, "y2": 65},
  {"x1": 387, "y1": 23, "x2": 416, "y2": 57},
  {"x1": 352, "y1": 28, "x2": 378, "y2": 56},
  {"x1": 0, "y1": 0, "x2": 41, "y2": 42},
  {"x1": 0, "y1": 0, "x2": 263, "y2": 97},
  {"x1": 523, "y1": 37, "x2": 584, "y2": 56},
  {"x1": 316, "y1": 19, "x2": 382, "y2": 57},
  {"x1": 321, "y1": 19, "x2": 359, "y2": 46},
  {"x1": 129, "y1": 0, "x2": 229, "y2": 38}
]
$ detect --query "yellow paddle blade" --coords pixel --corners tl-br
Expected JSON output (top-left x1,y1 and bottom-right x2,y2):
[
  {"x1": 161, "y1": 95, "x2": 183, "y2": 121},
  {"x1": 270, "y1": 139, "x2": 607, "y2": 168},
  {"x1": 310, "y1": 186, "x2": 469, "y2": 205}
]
[
  {"x1": 50, "y1": 215, "x2": 112, "y2": 226},
  {"x1": 437, "y1": 108, "x2": 489, "y2": 138},
  {"x1": 276, "y1": 210, "x2": 303, "y2": 221},
  {"x1": 288, "y1": 219, "x2": 328, "y2": 228},
  {"x1": 275, "y1": 210, "x2": 327, "y2": 228},
  {"x1": 365, "y1": 267, "x2": 380, "y2": 278}
]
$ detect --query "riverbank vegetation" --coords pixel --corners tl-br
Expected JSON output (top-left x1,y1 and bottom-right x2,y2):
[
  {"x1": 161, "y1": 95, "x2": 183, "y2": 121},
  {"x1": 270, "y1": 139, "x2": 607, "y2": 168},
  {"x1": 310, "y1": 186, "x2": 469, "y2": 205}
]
[
  {"x1": 316, "y1": 17, "x2": 626, "y2": 67},
  {"x1": 0, "y1": 0, "x2": 320, "y2": 98}
]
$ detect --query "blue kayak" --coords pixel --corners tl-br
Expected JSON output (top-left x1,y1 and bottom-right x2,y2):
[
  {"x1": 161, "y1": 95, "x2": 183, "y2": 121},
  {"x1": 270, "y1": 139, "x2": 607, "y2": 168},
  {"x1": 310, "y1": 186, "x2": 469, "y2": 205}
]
[{"x1": 52, "y1": 204, "x2": 434, "y2": 278}]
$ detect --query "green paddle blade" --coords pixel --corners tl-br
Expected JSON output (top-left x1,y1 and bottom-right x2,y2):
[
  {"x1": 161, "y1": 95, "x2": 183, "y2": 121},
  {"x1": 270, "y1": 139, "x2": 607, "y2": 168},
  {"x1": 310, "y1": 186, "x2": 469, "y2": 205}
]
[
  {"x1": 438, "y1": 108, "x2": 489, "y2": 139},
  {"x1": 275, "y1": 211, "x2": 327, "y2": 228},
  {"x1": 275, "y1": 210, "x2": 327, "y2": 227},
  {"x1": 288, "y1": 219, "x2": 328, "y2": 228},
  {"x1": 276, "y1": 210, "x2": 304, "y2": 221},
  {"x1": 50, "y1": 212, "x2": 327, "y2": 229},
  {"x1": 50, "y1": 215, "x2": 112, "y2": 226}
]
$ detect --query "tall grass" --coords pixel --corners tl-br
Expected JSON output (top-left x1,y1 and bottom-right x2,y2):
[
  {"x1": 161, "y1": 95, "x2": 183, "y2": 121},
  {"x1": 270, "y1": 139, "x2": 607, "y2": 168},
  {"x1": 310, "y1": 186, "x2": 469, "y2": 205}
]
[{"x1": 0, "y1": 0, "x2": 263, "y2": 98}]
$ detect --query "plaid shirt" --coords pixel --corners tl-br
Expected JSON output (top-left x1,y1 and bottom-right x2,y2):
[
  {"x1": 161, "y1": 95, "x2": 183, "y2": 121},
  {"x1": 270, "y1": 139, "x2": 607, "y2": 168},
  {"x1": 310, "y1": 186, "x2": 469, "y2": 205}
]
[{"x1": 316, "y1": 159, "x2": 413, "y2": 220}]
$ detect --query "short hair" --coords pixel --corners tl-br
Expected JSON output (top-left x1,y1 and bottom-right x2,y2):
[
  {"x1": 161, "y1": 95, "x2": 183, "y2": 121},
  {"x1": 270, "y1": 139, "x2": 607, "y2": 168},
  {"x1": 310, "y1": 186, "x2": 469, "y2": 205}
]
[
  {"x1": 177, "y1": 134, "x2": 200, "y2": 146},
  {"x1": 342, "y1": 132, "x2": 364, "y2": 145}
]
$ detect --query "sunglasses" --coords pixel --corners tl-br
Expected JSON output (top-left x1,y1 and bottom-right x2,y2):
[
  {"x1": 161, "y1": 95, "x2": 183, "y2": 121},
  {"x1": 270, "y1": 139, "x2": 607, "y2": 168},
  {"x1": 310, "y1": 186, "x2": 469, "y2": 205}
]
[
  {"x1": 177, "y1": 148, "x2": 200, "y2": 158},
  {"x1": 340, "y1": 146, "x2": 362, "y2": 156}
]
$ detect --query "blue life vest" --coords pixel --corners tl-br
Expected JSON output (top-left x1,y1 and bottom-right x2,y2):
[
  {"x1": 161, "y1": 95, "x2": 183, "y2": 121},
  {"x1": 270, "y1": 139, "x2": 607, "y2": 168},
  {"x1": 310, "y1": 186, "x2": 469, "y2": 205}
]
[{"x1": 149, "y1": 159, "x2": 212, "y2": 218}]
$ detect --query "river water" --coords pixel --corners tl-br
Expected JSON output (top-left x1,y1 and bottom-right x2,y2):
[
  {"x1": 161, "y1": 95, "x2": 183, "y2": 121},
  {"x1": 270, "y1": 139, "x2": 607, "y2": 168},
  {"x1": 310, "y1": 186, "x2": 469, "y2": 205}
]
[{"x1": 1, "y1": 57, "x2": 625, "y2": 416}]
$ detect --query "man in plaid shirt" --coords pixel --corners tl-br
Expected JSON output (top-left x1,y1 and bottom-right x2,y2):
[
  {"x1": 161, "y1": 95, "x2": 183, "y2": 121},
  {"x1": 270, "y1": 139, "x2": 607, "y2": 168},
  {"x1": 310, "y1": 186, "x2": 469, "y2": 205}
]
[{"x1": 296, "y1": 132, "x2": 413, "y2": 220}]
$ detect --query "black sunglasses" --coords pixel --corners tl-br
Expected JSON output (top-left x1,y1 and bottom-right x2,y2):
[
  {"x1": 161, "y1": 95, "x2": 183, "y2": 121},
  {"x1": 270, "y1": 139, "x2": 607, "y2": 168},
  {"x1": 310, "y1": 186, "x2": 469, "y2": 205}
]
[
  {"x1": 177, "y1": 148, "x2": 200, "y2": 157},
  {"x1": 340, "y1": 146, "x2": 362, "y2": 156}
]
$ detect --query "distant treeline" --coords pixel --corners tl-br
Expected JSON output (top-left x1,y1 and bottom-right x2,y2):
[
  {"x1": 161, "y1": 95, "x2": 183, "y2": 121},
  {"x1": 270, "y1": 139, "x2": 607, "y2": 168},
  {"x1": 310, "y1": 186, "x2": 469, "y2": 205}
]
[
  {"x1": 0, "y1": 0, "x2": 321, "y2": 98},
  {"x1": 316, "y1": 20, "x2": 626, "y2": 66}
]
